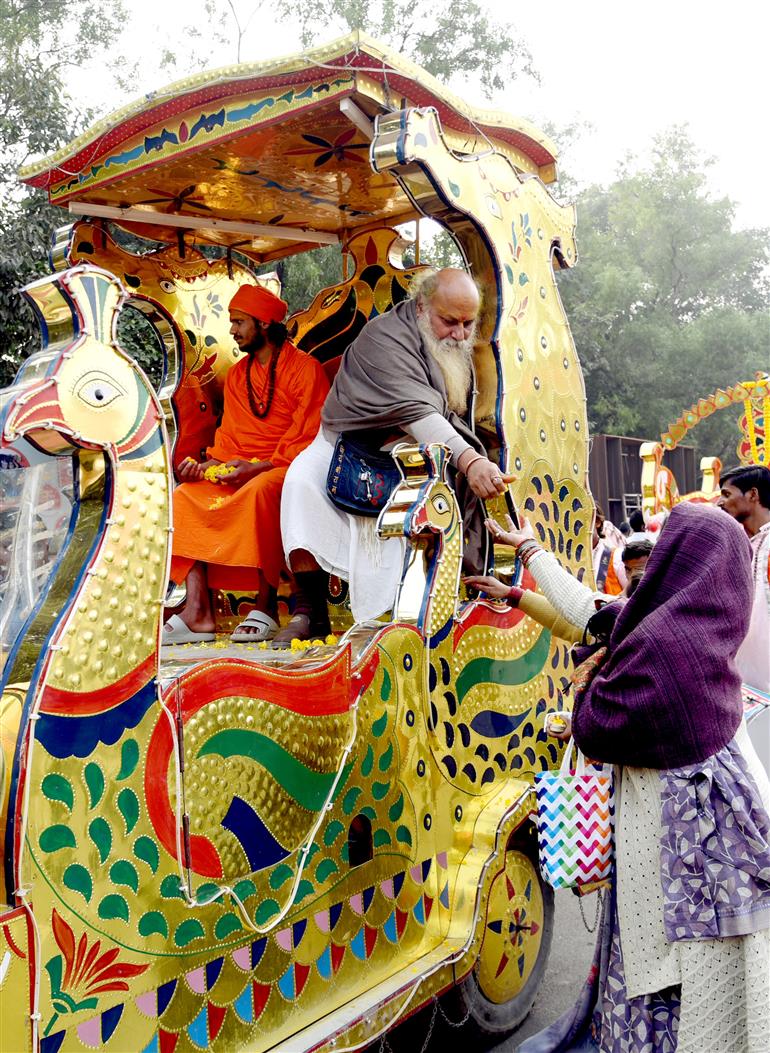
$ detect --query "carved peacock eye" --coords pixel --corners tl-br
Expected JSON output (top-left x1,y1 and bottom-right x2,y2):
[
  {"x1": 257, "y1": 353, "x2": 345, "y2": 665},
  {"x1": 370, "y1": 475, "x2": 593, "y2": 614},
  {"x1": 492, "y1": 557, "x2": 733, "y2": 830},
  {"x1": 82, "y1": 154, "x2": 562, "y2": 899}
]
[
  {"x1": 159, "y1": 280, "x2": 176, "y2": 293},
  {"x1": 75, "y1": 372, "x2": 126, "y2": 409},
  {"x1": 431, "y1": 494, "x2": 450, "y2": 515}
]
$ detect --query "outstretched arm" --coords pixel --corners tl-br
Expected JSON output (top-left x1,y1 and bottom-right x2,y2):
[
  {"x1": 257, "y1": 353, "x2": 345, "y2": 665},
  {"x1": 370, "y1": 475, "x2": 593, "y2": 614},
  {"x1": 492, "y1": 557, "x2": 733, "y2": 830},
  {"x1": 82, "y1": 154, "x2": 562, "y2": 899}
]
[{"x1": 485, "y1": 514, "x2": 601, "y2": 632}]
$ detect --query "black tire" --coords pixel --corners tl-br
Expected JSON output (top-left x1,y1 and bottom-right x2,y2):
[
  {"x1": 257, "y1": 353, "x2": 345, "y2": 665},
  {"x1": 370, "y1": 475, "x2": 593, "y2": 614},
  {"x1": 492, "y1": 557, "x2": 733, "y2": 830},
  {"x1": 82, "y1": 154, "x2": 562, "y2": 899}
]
[{"x1": 447, "y1": 823, "x2": 554, "y2": 1037}]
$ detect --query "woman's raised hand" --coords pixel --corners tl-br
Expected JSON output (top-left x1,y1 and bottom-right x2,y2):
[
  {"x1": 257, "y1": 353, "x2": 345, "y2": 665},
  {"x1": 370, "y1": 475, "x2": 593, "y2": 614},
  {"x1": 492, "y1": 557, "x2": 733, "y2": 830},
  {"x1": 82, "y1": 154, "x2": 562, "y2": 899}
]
[{"x1": 485, "y1": 513, "x2": 536, "y2": 549}]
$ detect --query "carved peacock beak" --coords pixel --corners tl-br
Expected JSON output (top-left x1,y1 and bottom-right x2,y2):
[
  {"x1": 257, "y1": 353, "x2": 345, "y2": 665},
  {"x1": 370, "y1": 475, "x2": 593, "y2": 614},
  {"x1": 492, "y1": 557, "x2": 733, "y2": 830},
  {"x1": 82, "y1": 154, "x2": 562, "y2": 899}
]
[{"x1": 1, "y1": 377, "x2": 73, "y2": 455}]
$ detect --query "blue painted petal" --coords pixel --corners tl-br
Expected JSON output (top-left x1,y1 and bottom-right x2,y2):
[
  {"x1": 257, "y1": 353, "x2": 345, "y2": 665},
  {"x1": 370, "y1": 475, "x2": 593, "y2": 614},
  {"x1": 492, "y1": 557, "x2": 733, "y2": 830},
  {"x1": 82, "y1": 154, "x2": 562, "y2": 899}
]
[
  {"x1": 277, "y1": 964, "x2": 295, "y2": 1000},
  {"x1": 351, "y1": 927, "x2": 366, "y2": 960},
  {"x1": 316, "y1": 945, "x2": 333, "y2": 980},
  {"x1": 234, "y1": 984, "x2": 253, "y2": 1022},
  {"x1": 383, "y1": 910, "x2": 398, "y2": 943},
  {"x1": 470, "y1": 710, "x2": 530, "y2": 738},
  {"x1": 187, "y1": 1005, "x2": 208, "y2": 1048},
  {"x1": 101, "y1": 1003, "x2": 123, "y2": 1042}
]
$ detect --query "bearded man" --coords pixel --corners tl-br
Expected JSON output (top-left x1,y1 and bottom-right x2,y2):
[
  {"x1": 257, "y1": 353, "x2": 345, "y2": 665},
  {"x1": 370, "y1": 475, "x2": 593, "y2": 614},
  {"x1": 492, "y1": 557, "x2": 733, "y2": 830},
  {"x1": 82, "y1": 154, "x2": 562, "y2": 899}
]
[
  {"x1": 163, "y1": 283, "x2": 329, "y2": 644},
  {"x1": 279, "y1": 268, "x2": 511, "y2": 639}
]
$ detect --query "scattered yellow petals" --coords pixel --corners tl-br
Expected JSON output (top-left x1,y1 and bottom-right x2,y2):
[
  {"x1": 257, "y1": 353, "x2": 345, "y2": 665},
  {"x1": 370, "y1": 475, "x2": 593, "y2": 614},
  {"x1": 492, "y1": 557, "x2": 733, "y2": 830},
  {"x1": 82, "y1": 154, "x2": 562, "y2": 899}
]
[
  {"x1": 208, "y1": 496, "x2": 227, "y2": 510},
  {"x1": 325, "y1": 634, "x2": 339, "y2": 646}
]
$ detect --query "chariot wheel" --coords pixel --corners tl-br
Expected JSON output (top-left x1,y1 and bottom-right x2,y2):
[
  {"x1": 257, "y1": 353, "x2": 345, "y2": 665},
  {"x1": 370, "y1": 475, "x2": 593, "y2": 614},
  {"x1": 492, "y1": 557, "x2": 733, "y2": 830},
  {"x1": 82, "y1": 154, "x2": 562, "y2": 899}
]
[{"x1": 450, "y1": 825, "x2": 554, "y2": 1036}]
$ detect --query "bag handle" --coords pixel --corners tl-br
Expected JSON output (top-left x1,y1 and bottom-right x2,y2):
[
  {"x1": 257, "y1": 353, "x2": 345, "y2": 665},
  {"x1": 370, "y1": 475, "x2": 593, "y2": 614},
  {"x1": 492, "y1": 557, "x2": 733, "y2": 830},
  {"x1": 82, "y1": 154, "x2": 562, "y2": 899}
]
[{"x1": 558, "y1": 737, "x2": 614, "y2": 779}]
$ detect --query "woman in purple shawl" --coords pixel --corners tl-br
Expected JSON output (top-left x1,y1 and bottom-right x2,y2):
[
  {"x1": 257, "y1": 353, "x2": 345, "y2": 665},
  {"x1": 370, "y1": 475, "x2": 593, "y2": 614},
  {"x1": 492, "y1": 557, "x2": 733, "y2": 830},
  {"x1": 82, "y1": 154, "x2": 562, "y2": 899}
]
[{"x1": 489, "y1": 502, "x2": 770, "y2": 1053}]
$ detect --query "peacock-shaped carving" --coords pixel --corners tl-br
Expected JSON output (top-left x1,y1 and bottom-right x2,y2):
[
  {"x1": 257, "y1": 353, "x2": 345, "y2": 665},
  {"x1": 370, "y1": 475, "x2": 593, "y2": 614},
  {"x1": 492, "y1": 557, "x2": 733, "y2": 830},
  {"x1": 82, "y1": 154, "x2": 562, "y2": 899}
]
[
  {"x1": 0, "y1": 265, "x2": 530, "y2": 1052},
  {"x1": 0, "y1": 103, "x2": 586, "y2": 1053}
]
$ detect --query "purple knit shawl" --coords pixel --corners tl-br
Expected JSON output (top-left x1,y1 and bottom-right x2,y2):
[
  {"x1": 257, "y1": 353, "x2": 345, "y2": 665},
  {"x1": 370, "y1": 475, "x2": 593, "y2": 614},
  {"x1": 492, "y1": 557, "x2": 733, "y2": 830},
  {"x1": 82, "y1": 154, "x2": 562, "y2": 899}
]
[{"x1": 572, "y1": 502, "x2": 753, "y2": 768}]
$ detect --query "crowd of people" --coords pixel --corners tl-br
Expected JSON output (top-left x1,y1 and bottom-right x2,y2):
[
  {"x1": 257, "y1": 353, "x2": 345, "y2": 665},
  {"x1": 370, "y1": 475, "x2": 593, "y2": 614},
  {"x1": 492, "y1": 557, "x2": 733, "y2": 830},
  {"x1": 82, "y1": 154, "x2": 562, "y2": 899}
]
[{"x1": 160, "y1": 269, "x2": 770, "y2": 1052}]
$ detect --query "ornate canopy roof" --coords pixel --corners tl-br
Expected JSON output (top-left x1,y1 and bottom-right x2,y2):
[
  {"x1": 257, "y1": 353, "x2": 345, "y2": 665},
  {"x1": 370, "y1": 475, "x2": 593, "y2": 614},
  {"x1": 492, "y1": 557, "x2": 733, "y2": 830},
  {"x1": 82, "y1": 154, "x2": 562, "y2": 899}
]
[{"x1": 19, "y1": 32, "x2": 558, "y2": 263}]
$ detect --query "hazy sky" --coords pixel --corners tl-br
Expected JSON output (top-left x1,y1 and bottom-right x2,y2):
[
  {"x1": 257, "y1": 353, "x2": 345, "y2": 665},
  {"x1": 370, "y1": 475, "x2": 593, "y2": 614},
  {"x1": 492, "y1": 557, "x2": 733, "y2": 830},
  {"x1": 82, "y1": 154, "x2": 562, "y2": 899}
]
[{"x1": 65, "y1": 0, "x2": 769, "y2": 230}]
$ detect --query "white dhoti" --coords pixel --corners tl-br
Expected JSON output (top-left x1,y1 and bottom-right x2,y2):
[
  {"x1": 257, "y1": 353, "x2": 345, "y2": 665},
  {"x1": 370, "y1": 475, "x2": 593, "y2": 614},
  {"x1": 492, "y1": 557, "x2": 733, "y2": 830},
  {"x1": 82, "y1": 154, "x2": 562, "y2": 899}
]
[{"x1": 281, "y1": 429, "x2": 405, "y2": 622}]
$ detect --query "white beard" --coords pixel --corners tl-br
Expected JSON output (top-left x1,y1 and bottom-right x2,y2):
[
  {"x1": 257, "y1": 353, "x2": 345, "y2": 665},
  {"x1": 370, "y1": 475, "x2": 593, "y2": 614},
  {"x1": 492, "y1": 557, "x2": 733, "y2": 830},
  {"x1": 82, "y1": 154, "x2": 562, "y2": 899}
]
[{"x1": 417, "y1": 312, "x2": 476, "y2": 415}]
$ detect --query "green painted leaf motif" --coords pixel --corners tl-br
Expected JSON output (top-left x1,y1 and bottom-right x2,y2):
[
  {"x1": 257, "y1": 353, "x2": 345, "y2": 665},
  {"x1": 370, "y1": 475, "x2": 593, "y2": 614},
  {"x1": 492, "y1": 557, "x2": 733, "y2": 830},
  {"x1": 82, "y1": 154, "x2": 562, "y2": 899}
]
[
  {"x1": 174, "y1": 919, "x2": 205, "y2": 947},
  {"x1": 133, "y1": 836, "x2": 159, "y2": 874},
  {"x1": 45, "y1": 955, "x2": 63, "y2": 999},
  {"x1": 388, "y1": 794, "x2": 404, "y2": 822},
  {"x1": 214, "y1": 913, "x2": 243, "y2": 939},
  {"x1": 361, "y1": 745, "x2": 374, "y2": 777},
  {"x1": 371, "y1": 780, "x2": 390, "y2": 800},
  {"x1": 373, "y1": 829, "x2": 392, "y2": 847},
  {"x1": 254, "y1": 899, "x2": 279, "y2": 926},
  {"x1": 296, "y1": 879, "x2": 315, "y2": 902},
  {"x1": 448, "y1": 180, "x2": 461, "y2": 197},
  {"x1": 372, "y1": 710, "x2": 388, "y2": 737},
  {"x1": 116, "y1": 739, "x2": 139, "y2": 780},
  {"x1": 138, "y1": 911, "x2": 168, "y2": 938},
  {"x1": 84, "y1": 763, "x2": 104, "y2": 808},
  {"x1": 233, "y1": 879, "x2": 257, "y2": 900},
  {"x1": 63, "y1": 864, "x2": 92, "y2": 903},
  {"x1": 109, "y1": 860, "x2": 139, "y2": 894},
  {"x1": 160, "y1": 874, "x2": 185, "y2": 899},
  {"x1": 342, "y1": 786, "x2": 362, "y2": 815},
  {"x1": 378, "y1": 742, "x2": 394, "y2": 772},
  {"x1": 315, "y1": 858, "x2": 339, "y2": 883},
  {"x1": 194, "y1": 882, "x2": 221, "y2": 904},
  {"x1": 504, "y1": 263, "x2": 514, "y2": 285},
  {"x1": 323, "y1": 820, "x2": 344, "y2": 846},
  {"x1": 88, "y1": 818, "x2": 111, "y2": 863},
  {"x1": 42, "y1": 774, "x2": 73, "y2": 811},
  {"x1": 269, "y1": 864, "x2": 293, "y2": 891},
  {"x1": 98, "y1": 894, "x2": 129, "y2": 923},
  {"x1": 379, "y1": 669, "x2": 391, "y2": 703},
  {"x1": 519, "y1": 272, "x2": 529, "y2": 287},
  {"x1": 117, "y1": 788, "x2": 139, "y2": 834},
  {"x1": 306, "y1": 842, "x2": 320, "y2": 861},
  {"x1": 360, "y1": 805, "x2": 376, "y2": 821},
  {"x1": 39, "y1": 825, "x2": 76, "y2": 853},
  {"x1": 396, "y1": 825, "x2": 413, "y2": 846},
  {"x1": 340, "y1": 841, "x2": 349, "y2": 863}
]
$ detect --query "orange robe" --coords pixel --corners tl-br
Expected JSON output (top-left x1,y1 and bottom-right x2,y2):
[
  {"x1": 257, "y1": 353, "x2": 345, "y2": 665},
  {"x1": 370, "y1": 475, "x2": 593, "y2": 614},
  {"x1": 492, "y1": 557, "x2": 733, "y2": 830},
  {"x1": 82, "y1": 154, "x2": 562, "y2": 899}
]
[{"x1": 171, "y1": 342, "x2": 329, "y2": 589}]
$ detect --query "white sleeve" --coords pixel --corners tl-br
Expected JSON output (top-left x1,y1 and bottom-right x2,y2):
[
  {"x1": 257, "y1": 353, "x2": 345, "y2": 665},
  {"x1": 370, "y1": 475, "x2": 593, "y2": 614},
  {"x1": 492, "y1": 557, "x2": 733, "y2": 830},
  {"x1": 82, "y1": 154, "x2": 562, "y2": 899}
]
[
  {"x1": 404, "y1": 413, "x2": 473, "y2": 463},
  {"x1": 526, "y1": 549, "x2": 603, "y2": 632}
]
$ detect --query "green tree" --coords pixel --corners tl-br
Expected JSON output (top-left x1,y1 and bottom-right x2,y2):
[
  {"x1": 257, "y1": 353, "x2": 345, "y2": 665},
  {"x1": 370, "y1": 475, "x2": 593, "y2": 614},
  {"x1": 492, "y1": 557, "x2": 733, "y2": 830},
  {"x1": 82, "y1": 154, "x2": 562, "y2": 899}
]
[
  {"x1": 0, "y1": 0, "x2": 128, "y2": 386},
  {"x1": 290, "y1": 0, "x2": 536, "y2": 97},
  {"x1": 556, "y1": 127, "x2": 770, "y2": 462}
]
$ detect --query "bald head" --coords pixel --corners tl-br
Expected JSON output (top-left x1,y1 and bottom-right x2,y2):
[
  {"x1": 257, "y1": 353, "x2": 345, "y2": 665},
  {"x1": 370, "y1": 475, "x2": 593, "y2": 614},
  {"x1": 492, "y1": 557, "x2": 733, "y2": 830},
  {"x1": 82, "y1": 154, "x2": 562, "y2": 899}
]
[{"x1": 412, "y1": 267, "x2": 480, "y2": 343}]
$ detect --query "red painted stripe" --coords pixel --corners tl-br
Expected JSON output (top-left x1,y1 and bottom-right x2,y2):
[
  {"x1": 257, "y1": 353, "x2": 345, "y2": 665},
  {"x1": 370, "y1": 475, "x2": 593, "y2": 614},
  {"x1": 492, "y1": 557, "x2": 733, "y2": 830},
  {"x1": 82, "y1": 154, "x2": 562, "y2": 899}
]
[
  {"x1": 39, "y1": 652, "x2": 156, "y2": 715},
  {"x1": 177, "y1": 648, "x2": 354, "y2": 716}
]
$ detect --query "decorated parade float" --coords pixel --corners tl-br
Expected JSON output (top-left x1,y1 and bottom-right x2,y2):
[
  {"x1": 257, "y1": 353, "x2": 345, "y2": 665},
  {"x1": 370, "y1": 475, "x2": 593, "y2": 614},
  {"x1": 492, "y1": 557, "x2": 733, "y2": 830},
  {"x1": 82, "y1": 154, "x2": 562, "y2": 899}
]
[{"x1": 0, "y1": 33, "x2": 593, "y2": 1052}]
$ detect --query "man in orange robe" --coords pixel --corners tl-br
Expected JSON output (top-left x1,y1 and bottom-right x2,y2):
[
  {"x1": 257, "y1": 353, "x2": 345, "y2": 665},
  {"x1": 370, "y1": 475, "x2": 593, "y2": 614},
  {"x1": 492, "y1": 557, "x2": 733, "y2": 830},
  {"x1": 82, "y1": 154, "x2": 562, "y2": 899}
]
[{"x1": 163, "y1": 284, "x2": 329, "y2": 643}]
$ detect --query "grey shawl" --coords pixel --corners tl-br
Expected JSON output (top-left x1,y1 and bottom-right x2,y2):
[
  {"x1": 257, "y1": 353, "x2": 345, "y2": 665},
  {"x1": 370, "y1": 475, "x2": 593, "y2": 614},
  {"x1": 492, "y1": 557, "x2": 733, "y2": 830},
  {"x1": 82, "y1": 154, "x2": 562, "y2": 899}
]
[{"x1": 322, "y1": 298, "x2": 488, "y2": 574}]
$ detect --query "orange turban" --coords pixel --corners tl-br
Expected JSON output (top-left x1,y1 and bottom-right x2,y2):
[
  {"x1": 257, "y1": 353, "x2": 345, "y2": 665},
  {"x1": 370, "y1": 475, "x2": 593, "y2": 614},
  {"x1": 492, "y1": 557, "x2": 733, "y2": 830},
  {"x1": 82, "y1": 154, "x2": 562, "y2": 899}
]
[{"x1": 230, "y1": 284, "x2": 288, "y2": 324}]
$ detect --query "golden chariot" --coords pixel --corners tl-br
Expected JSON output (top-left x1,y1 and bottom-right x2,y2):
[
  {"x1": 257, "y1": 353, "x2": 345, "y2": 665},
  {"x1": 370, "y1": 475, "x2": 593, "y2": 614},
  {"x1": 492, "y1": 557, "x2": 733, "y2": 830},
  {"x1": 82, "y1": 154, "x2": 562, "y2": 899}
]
[{"x1": 0, "y1": 33, "x2": 594, "y2": 1052}]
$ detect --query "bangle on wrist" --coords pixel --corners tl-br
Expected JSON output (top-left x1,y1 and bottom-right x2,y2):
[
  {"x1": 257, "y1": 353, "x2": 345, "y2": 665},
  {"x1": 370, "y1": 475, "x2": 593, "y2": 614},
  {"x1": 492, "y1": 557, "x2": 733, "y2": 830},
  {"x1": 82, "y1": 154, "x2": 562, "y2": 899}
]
[
  {"x1": 460, "y1": 452, "x2": 484, "y2": 473},
  {"x1": 516, "y1": 539, "x2": 541, "y2": 567}
]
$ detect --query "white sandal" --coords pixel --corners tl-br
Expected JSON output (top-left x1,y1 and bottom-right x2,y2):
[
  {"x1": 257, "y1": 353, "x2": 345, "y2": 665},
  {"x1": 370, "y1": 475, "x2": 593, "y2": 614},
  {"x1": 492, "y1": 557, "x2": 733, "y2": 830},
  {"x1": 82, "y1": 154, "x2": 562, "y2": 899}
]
[{"x1": 231, "y1": 610, "x2": 279, "y2": 643}]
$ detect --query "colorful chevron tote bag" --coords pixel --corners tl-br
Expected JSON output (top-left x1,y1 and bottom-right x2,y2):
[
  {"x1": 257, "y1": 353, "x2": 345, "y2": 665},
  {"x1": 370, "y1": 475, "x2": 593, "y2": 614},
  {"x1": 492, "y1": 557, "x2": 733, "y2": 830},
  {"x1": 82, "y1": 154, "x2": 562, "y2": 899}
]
[{"x1": 534, "y1": 739, "x2": 615, "y2": 889}]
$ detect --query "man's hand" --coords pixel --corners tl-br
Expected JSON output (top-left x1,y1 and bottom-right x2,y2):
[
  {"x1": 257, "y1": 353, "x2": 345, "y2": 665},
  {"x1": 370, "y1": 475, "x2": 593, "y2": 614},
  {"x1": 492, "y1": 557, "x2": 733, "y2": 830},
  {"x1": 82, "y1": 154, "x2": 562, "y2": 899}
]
[
  {"x1": 458, "y1": 451, "x2": 515, "y2": 500},
  {"x1": 177, "y1": 457, "x2": 219, "y2": 482},
  {"x1": 485, "y1": 513, "x2": 536, "y2": 549},
  {"x1": 221, "y1": 459, "x2": 272, "y2": 490},
  {"x1": 463, "y1": 574, "x2": 515, "y2": 601}
]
